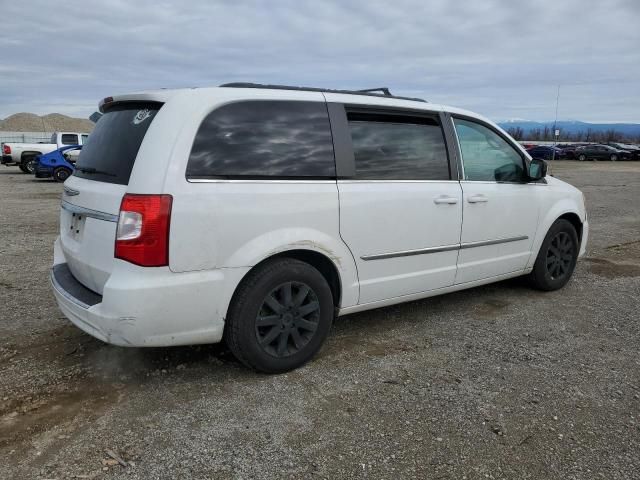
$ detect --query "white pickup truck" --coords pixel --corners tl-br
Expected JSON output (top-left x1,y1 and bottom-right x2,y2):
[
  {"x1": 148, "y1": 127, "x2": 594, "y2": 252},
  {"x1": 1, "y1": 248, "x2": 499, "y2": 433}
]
[{"x1": 1, "y1": 132, "x2": 89, "y2": 173}]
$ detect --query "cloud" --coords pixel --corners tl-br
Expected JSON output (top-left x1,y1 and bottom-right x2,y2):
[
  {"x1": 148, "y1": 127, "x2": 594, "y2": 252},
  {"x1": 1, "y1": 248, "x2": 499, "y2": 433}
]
[{"x1": 0, "y1": 0, "x2": 638, "y2": 121}]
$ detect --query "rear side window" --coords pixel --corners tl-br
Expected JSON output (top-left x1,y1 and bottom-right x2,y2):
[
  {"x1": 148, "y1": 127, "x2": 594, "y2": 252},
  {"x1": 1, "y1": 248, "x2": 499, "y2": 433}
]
[
  {"x1": 347, "y1": 113, "x2": 450, "y2": 180},
  {"x1": 61, "y1": 134, "x2": 79, "y2": 145},
  {"x1": 74, "y1": 103, "x2": 160, "y2": 185},
  {"x1": 186, "y1": 100, "x2": 335, "y2": 179}
]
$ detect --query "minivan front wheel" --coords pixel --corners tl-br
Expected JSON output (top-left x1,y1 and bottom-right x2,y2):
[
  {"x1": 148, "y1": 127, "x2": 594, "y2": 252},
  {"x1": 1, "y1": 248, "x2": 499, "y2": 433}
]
[
  {"x1": 225, "y1": 258, "x2": 334, "y2": 373},
  {"x1": 528, "y1": 219, "x2": 579, "y2": 291}
]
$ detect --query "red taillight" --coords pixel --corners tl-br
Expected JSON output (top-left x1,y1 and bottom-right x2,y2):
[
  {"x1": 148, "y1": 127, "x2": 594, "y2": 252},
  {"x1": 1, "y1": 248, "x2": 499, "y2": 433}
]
[
  {"x1": 2, "y1": 144, "x2": 10, "y2": 155},
  {"x1": 115, "y1": 194, "x2": 172, "y2": 267}
]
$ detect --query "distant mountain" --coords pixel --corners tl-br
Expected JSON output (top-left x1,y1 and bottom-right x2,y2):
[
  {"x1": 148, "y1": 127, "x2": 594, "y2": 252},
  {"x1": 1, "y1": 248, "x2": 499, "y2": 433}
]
[{"x1": 497, "y1": 120, "x2": 640, "y2": 137}]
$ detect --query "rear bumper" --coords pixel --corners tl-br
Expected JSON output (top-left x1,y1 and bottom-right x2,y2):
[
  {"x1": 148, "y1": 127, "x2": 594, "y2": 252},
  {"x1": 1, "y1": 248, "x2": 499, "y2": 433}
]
[
  {"x1": 51, "y1": 238, "x2": 248, "y2": 347},
  {"x1": 35, "y1": 165, "x2": 53, "y2": 178},
  {"x1": 1, "y1": 155, "x2": 17, "y2": 165}
]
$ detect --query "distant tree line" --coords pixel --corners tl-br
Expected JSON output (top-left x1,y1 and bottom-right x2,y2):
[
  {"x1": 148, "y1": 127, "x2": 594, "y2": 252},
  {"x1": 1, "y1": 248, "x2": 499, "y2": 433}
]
[{"x1": 505, "y1": 126, "x2": 640, "y2": 143}]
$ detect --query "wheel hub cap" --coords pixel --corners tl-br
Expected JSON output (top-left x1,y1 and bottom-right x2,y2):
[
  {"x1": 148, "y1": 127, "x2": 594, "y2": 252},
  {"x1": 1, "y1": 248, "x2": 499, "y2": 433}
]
[
  {"x1": 546, "y1": 232, "x2": 574, "y2": 280},
  {"x1": 255, "y1": 281, "x2": 321, "y2": 358}
]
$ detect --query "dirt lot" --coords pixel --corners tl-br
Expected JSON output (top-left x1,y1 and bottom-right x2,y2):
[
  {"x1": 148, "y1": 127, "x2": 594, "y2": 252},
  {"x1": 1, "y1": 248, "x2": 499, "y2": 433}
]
[{"x1": 1, "y1": 161, "x2": 639, "y2": 479}]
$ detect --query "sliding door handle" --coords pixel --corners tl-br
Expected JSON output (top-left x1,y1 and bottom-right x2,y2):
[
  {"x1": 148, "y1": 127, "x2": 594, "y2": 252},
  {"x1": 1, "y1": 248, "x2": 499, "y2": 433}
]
[
  {"x1": 434, "y1": 196, "x2": 459, "y2": 205},
  {"x1": 467, "y1": 194, "x2": 489, "y2": 203}
]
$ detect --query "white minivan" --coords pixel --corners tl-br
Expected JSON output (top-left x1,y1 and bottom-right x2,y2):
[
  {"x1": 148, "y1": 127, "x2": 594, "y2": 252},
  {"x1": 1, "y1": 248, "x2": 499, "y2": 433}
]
[{"x1": 51, "y1": 83, "x2": 588, "y2": 373}]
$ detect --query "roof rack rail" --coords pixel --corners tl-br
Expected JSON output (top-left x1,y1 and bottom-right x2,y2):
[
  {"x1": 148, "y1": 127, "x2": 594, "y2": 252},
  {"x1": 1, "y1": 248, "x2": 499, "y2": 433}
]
[{"x1": 219, "y1": 82, "x2": 427, "y2": 103}]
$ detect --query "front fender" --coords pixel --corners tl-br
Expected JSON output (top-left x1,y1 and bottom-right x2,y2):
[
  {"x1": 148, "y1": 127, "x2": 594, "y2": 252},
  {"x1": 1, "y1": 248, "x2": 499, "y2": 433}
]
[{"x1": 526, "y1": 197, "x2": 585, "y2": 269}]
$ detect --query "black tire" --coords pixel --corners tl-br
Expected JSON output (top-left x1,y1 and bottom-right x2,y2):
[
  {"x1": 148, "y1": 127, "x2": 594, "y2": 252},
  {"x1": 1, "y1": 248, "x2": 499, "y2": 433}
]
[
  {"x1": 528, "y1": 219, "x2": 579, "y2": 291},
  {"x1": 577, "y1": 154, "x2": 586, "y2": 162},
  {"x1": 225, "y1": 258, "x2": 334, "y2": 373},
  {"x1": 20, "y1": 156, "x2": 36, "y2": 174},
  {"x1": 53, "y1": 167, "x2": 72, "y2": 182}
]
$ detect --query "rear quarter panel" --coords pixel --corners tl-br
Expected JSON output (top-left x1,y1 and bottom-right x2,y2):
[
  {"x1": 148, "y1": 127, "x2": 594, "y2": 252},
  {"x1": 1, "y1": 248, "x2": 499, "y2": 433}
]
[{"x1": 158, "y1": 89, "x2": 360, "y2": 308}]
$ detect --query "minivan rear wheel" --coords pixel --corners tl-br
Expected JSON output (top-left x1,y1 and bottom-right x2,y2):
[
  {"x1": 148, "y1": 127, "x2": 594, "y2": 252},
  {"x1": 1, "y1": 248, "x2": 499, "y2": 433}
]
[
  {"x1": 528, "y1": 219, "x2": 579, "y2": 291},
  {"x1": 225, "y1": 258, "x2": 334, "y2": 373}
]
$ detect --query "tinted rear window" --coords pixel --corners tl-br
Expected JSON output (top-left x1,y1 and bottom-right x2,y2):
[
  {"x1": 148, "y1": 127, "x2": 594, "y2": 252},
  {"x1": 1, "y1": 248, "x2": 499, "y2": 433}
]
[
  {"x1": 73, "y1": 103, "x2": 160, "y2": 185},
  {"x1": 186, "y1": 100, "x2": 335, "y2": 179},
  {"x1": 61, "y1": 134, "x2": 79, "y2": 145},
  {"x1": 347, "y1": 113, "x2": 450, "y2": 180}
]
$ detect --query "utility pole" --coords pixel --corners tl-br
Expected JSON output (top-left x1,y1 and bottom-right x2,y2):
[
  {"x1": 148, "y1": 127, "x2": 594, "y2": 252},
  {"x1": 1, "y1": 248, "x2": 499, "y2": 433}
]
[{"x1": 551, "y1": 85, "x2": 560, "y2": 161}]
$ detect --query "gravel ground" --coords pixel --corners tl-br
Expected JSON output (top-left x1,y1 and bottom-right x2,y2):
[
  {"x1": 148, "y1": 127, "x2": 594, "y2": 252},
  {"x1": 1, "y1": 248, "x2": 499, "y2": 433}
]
[{"x1": 1, "y1": 161, "x2": 639, "y2": 479}]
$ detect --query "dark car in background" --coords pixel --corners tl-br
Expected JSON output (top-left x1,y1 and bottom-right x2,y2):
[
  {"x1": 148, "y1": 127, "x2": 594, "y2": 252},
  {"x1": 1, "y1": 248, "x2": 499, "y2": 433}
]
[
  {"x1": 575, "y1": 144, "x2": 631, "y2": 161},
  {"x1": 557, "y1": 144, "x2": 585, "y2": 160},
  {"x1": 526, "y1": 145, "x2": 566, "y2": 160},
  {"x1": 608, "y1": 142, "x2": 640, "y2": 160}
]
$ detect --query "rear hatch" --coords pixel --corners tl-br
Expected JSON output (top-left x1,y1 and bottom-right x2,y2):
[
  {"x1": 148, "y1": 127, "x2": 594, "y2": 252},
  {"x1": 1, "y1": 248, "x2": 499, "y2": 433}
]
[{"x1": 59, "y1": 102, "x2": 161, "y2": 294}]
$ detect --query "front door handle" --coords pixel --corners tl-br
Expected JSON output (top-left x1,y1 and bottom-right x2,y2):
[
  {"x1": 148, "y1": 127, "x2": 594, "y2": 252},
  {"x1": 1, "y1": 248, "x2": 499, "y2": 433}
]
[
  {"x1": 467, "y1": 194, "x2": 489, "y2": 203},
  {"x1": 434, "y1": 196, "x2": 459, "y2": 205}
]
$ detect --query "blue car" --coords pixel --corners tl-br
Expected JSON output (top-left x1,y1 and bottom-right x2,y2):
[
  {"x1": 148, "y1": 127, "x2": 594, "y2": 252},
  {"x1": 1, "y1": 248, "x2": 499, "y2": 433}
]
[{"x1": 34, "y1": 145, "x2": 81, "y2": 182}]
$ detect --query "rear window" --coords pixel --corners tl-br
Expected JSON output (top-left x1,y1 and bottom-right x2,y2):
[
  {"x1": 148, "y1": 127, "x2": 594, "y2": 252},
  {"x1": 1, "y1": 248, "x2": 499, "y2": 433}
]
[
  {"x1": 186, "y1": 100, "x2": 336, "y2": 179},
  {"x1": 61, "y1": 134, "x2": 79, "y2": 145},
  {"x1": 73, "y1": 103, "x2": 160, "y2": 185}
]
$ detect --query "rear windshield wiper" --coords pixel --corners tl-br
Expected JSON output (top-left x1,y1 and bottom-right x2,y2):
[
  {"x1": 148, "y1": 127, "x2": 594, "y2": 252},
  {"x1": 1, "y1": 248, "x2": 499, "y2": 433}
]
[{"x1": 76, "y1": 166, "x2": 116, "y2": 176}]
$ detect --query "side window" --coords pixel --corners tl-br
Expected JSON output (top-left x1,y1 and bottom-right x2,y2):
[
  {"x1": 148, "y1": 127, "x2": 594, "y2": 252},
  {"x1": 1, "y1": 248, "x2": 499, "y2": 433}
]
[
  {"x1": 81, "y1": 134, "x2": 89, "y2": 144},
  {"x1": 61, "y1": 134, "x2": 79, "y2": 145},
  {"x1": 453, "y1": 118, "x2": 525, "y2": 182},
  {"x1": 186, "y1": 100, "x2": 335, "y2": 178},
  {"x1": 347, "y1": 113, "x2": 450, "y2": 180}
]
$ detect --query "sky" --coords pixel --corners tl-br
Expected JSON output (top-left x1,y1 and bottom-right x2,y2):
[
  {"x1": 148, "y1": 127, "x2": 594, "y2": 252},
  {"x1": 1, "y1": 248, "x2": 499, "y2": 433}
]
[{"x1": 1, "y1": 0, "x2": 639, "y2": 123}]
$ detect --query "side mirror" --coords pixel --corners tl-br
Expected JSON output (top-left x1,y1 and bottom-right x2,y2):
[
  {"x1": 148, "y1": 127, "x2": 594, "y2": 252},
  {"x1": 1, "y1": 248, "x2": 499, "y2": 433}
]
[{"x1": 528, "y1": 158, "x2": 547, "y2": 181}]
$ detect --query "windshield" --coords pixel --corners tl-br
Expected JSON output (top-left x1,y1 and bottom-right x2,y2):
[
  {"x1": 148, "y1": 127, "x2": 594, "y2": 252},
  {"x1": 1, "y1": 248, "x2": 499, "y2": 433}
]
[{"x1": 73, "y1": 103, "x2": 161, "y2": 185}]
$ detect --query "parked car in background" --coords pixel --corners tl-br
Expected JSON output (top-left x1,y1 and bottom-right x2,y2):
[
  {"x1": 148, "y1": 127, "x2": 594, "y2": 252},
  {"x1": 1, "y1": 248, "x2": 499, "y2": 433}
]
[
  {"x1": 50, "y1": 83, "x2": 588, "y2": 373},
  {"x1": 526, "y1": 145, "x2": 566, "y2": 160},
  {"x1": 608, "y1": 142, "x2": 640, "y2": 160},
  {"x1": 575, "y1": 144, "x2": 631, "y2": 161},
  {"x1": 1, "y1": 132, "x2": 89, "y2": 174},
  {"x1": 34, "y1": 145, "x2": 81, "y2": 182},
  {"x1": 557, "y1": 144, "x2": 582, "y2": 160}
]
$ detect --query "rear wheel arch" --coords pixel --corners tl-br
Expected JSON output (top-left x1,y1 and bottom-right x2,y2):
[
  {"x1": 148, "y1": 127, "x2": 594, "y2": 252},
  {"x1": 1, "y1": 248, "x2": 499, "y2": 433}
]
[
  {"x1": 21, "y1": 150, "x2": 42, "y2": 160},
  {"x1": 234, "y1": 249, "x2": 342, "y2": 311}
]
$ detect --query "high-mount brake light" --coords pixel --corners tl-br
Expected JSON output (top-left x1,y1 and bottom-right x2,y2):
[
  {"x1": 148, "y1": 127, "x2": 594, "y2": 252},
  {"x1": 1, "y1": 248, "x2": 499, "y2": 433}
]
[{"x1": 115, "y1": 194, "x2": 172, "y2": 267}]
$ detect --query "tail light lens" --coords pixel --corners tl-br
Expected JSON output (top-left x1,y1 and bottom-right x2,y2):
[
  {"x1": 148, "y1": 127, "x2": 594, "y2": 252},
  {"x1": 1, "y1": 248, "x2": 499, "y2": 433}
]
[
  {"x1": 2, "y1": 144, "x2": 10, "y2": 154},
  {"x1": 115, "y1": 194, "x2": 172, "y2": 267}
]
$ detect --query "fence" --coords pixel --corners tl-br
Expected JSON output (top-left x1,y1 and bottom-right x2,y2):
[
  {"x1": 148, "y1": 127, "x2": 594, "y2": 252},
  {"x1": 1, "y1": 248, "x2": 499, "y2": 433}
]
[{"x1": 0, "y1": 131, "x2": 53, "y2": 144}]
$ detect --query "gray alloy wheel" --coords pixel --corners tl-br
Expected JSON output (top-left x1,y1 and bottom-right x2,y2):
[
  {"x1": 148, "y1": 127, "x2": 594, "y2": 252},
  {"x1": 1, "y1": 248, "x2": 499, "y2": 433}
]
[
  {"x1": 610, "y1": 154, "x2": 617, "y2": 161},
  {"x1": 578, "y1": 154, "x2": 586, "y2": 161},
  {"x1": 255, "y1": 281, "x2": 320, "y2": 358},
  {"x1": 53, "y1": 167, "x2": 72, "y2": 182},
  {"x1": 21, "y1": 156, "x2": 36, "y2": 174},
  {"x1": 224, "y1": 258, "x2": 334, "y2": 373}
]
